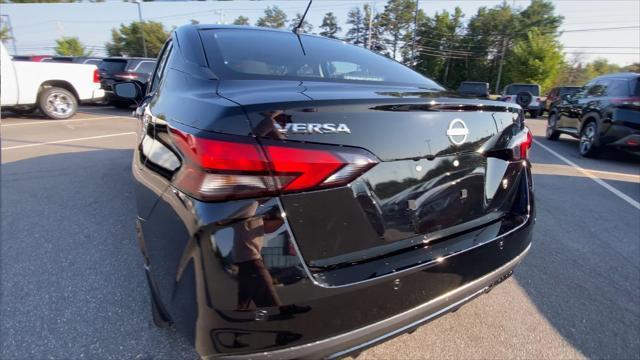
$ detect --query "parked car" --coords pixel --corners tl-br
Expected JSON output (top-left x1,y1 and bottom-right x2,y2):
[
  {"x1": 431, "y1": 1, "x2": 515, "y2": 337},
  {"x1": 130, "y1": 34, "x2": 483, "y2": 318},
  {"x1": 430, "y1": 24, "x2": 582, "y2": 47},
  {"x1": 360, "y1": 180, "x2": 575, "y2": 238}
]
[
  {"x1": 113, "y1": 25, "x2": 535, "y2": 359},
  {"x1": 544, "y1": 86, "x2": 581, "y2": 115},
  {"x1": 546, "y1": 72, "x2": 640, "y2": 157},
  {"x1": 42, "y1": 56, "x2": 104, "y2": 65},
  {"x1": 457, "y1": 81, "x2": 490, "y2": 98},
  {"x1": 12, "y1": 54, "x2": 52, "y2": 62},
  {"x1": 500, "y1": 83, "x2": 543, "y2": 118},
  {"x1": 98, "y1": 57, "x2": 156, "y2": 108},
  {"x1": 1, "y1": 43, "x2": 104, "y2": 119}
]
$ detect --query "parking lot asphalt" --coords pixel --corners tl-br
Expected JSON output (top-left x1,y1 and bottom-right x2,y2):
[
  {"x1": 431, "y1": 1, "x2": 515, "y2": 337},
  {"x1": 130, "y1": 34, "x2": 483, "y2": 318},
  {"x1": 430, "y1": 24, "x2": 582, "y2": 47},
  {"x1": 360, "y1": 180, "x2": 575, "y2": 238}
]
[{"x1": 1, "y1": 107, "x2": 639, "y2": 360}]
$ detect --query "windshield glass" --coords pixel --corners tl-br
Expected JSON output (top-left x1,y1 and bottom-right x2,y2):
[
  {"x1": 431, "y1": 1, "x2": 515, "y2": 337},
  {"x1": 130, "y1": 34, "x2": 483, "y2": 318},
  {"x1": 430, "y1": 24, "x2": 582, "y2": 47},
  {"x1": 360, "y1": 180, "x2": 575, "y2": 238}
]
[
  {"x1": 458, "y1": 83, "x2": 487, "y2": 93},
  {"x1": 99, "y1": 60, "x2": 126, "y2": 73},
  {"x1": 199, "y1": 29, "x2": 443, "y2": 88},
  {"x1": 559, "y1": 87, "x2": 581, "y2": 96},
  {"x1": 505, "y1": 84, "x2": 540, "y2": 96}
]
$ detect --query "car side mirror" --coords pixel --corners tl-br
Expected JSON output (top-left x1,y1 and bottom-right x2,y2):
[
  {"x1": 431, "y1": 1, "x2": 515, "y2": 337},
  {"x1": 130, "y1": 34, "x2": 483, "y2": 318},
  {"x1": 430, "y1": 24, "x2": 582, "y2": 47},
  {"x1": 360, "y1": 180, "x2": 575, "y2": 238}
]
[{"x1": 113, "y1": 82, "x2": 143, "y2": 102}]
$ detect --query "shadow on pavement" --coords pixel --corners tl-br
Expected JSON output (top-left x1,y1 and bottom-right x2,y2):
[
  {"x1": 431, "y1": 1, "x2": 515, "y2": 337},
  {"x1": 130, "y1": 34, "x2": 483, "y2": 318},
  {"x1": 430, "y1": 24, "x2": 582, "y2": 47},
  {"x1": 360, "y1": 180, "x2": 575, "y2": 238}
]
[{"x1": 0, "y1": 150, "x2": 197, "y2": 359}]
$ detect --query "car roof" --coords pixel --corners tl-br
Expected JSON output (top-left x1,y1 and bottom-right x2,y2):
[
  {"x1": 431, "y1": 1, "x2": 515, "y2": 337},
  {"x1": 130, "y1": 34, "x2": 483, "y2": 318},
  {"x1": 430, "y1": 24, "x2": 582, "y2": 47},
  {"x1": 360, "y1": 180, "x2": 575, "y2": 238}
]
[{"x1": 594, "y1": 72, "x2": 639, "y2": 80}]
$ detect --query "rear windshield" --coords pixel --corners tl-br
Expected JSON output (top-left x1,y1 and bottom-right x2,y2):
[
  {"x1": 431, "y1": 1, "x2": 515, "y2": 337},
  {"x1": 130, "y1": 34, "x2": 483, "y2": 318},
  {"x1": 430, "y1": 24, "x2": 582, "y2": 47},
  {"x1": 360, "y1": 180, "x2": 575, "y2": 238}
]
[
  {"x1": 458, "y1": 83, "x2": 487, "y2": 93},
  {"x1": 504, "y1": 84, "x2": 540, "y2": 96},
  {"x1": 99, "y1": 60, "x2": 127, "y2": 72},
  {"x1": 134, "y1": 61, "x2": 156, "y2": 74},
  {"x1": 199, "y1": 29, "x2": 443, "y2": 88}
]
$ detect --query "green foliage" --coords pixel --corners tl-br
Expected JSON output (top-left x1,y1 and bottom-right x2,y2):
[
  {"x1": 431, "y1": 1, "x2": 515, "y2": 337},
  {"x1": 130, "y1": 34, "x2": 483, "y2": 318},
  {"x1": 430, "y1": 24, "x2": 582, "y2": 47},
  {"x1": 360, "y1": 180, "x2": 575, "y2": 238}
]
[
  {"x1": 289, "y1": 13, "x2": 313, "y2": 33},
  {"x1": 54, "y1": 36, "x2": 91, "y2": 56},
  {"x1": 345, "y1": 7, "x2": 366, "y2": 46},
  {"x1": 377, "y1": 0, "x2": 416, "y2": 59},
  {"x1": 233, "y1": 16, "x2": 250, "y2": 26},
  {"x1": 504, "y1": 30, "x2": 563, "y2": 92},
  {"x1": 0, "y1": 25, "x2": 12, "y2": 43},
  {"x1": 105, "y1": 21, "x2": 169, "y2": 58},
  {"x1": 585, "y1": 58, "x2": 622, "y2": 78},
  {"x1": 256, "y1": 6, "x2": 287, "y2": 29},
  {"x1": 319, "y1": 12, "x2": 341, "y2": 39}
]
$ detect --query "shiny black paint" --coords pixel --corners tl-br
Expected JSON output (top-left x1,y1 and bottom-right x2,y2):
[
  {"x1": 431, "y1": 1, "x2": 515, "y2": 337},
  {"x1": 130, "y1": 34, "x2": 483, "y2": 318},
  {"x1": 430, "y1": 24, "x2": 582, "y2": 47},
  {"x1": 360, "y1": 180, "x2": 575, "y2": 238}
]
[
  {"x1": 130, "y1": 25, "x2": 535, "y2": 358},
  {"x1": 551, "y1": 73, "x2": 640, "y2": 150}
]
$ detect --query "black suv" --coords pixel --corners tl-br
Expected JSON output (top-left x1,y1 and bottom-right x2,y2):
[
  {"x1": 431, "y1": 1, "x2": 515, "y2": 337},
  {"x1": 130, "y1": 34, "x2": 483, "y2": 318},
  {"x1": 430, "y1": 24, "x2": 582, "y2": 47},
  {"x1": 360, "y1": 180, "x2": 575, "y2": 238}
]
[
  {"x1": 547, "y1": 72, "x2": 640, "y2": 157},
  {"x1": 113, "y1": 25, "x2": 534, "y2": 359},
  {"x1": 98, "y1": 57, "x2": 156, "y2": 108},
  {"x1": 457, "y1": 81, "x2": 490, "y2": 98}
]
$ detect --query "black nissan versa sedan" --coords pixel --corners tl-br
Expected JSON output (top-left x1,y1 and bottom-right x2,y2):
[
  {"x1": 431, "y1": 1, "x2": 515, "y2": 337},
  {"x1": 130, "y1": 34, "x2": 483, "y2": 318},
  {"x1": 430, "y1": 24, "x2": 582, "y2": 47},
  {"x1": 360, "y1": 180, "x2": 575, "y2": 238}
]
[{"x1": 113, "y1": 25, "x2": 535, "y2": 359}]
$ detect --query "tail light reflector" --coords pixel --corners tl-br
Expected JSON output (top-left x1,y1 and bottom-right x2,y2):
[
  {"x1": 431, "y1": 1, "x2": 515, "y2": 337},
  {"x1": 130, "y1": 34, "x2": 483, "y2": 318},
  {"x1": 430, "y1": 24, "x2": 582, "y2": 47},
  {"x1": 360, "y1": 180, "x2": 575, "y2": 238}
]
[
  {"x1": 169, "y1": 127, "x2": 378, "y2": 201},
  {"x1": 514, "y1": 127, "x2": 533, "y2": 160},
  {"x1": 115, "y1": 72, "x2": 139, "y2": 80},
  {"x1": 93, "y1": 69, "x2": 100, "y2": 83}
]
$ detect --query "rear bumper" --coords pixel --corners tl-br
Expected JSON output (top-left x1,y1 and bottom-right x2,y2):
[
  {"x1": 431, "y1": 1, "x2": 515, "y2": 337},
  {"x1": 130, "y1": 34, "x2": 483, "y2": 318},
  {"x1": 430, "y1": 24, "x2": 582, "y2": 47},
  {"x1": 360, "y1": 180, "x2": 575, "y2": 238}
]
[
  {"x1": 602, "y1": 122, "x2": 640, "y2": 149},
  {"x1": 214, "y1": 243, "x2": 531, "y2": 360},
  {"x1": 136, "y1": 158, "x2": 535, "y2": 359}
]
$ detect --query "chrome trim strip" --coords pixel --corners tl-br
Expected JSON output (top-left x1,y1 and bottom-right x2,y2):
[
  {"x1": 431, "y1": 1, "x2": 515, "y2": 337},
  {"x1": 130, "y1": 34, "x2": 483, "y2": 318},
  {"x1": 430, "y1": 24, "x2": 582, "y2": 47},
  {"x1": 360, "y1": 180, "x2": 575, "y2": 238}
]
[{"x1": 217, "y1": 243, "x2": 531, "y2": 360}]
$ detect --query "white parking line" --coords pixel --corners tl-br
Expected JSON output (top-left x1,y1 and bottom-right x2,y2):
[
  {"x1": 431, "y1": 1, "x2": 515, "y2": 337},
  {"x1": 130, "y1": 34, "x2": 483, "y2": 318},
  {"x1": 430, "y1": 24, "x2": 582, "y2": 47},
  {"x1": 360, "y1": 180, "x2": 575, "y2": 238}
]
[
  {"x1": 1, "y1": 116, "x2": 126, "y2": 127},
  {"x1": 1, "y1": 132, "x2": 136, "y2": 151},
  {"x1": 534, "y1": 139, "x2": 640, "y2": 210}
]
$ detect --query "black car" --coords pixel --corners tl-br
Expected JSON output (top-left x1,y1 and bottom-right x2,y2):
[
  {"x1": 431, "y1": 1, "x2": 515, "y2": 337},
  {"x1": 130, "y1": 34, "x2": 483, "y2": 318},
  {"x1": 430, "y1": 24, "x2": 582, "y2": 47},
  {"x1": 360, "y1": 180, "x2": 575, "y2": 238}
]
[
  {"x1": 114, "y1": 25, "x2": 535, "y2": 359},
  {"x1": 544, "y1": 86, "x2": 581, "y2": 115},
  {"x1": 457, "y1": 81, "x2": 490, "y2": 98},
  {"x1": 547, "y1": 72, "x2": 640, "y2": 157},
  {"x1": 98, "y1": 57, "x2": 156, "y2": 108}
]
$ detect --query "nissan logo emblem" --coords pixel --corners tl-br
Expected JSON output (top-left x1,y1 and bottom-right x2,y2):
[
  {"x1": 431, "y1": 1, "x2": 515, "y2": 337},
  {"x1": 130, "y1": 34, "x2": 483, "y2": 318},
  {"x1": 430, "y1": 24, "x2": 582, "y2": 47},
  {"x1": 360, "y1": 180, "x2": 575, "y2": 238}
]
[{"x1": 446, "y1": 119, "x2": 469, "y2": 145}]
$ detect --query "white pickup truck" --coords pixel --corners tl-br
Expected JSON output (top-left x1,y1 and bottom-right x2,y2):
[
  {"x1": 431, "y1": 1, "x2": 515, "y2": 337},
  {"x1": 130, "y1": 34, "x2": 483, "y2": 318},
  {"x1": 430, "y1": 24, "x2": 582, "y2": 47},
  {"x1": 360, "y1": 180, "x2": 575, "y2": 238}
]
[{"x1": 1, "y1": 43, "x2": 105, "y2": 119}]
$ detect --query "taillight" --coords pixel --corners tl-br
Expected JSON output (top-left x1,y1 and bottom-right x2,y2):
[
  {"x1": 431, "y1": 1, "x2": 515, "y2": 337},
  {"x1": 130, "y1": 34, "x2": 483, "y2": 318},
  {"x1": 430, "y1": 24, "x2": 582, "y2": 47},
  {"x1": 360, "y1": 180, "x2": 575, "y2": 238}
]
[
  {"x1": 611, "y1": 97, "x2": 640, "y2": 108},
  {"x1": 93, "y1": 69, "x2": 100, "y2": 83},
  {"x1": 169, "y1": 127, "x2": 378, "y2": 201},
  {"x1": 517, "y1": 128, "x2": 533, "y2": 160},
  {"x1": 504, "y1": 96, "x2": 512, "y2": 102},
  {"x1": 114, "y1": 72, "x2": 139, "y2": 80}
]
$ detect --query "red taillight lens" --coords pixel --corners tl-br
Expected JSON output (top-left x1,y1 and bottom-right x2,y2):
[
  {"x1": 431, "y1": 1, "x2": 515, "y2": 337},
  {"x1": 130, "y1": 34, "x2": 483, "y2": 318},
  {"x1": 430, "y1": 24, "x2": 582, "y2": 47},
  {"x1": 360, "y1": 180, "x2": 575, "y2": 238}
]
[
  {"x1": 93, "y1": 69, "x2": 100, "y2": 83},
  {"x1": 518, "y1": 128, "x2": 533, "y2": 160},
  {"x1": 611, "y1": 97, "x2": 640, "y2": 108},
  {"x1": 115, "y1": 72, "x2": 139, "y2": 80},
  {"x1": 169, "y1": 127, "x2": 378, "y2": 201}
]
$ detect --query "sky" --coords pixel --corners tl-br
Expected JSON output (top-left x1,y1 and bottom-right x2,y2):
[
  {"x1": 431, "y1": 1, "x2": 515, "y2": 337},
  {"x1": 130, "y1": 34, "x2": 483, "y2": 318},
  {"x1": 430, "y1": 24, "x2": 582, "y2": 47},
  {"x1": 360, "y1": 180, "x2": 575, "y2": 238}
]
[{"x1": 1, "y1": 0, "x2": 639, "y2": 66}]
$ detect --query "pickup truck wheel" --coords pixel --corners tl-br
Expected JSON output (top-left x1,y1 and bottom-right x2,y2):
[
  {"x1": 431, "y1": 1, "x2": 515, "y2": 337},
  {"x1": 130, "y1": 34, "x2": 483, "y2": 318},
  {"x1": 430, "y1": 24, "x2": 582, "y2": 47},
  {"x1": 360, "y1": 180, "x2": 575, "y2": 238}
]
[{"x1": 39, "y1": 87, "x2": 77, "y2": 119}]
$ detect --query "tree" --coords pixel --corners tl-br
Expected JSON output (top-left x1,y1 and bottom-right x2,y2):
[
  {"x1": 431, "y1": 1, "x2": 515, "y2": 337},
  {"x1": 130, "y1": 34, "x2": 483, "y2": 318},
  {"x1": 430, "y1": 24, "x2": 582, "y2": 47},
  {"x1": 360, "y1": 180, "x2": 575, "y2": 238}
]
[
  {"x1": 345, "y1": 7, "x2": 366, "y2": 46},
  {"x1": 54, "y1": 37, "x2": 91, "y2": 56},
  {"x1": 519, "y1": 0, "x2": 563, "y2": 37},
  {"x1": 289, "y1": 13, "x2": 313, "y2": 33},
  {"x1": 233, "y1": 16, "x2": 250, "y2": 26},
  {"x1": 378, "y1": 0, "x2": 416, "y2": 59},
  {"x1": 106, "y1": 21, "x2": 169, "y2": 58},
  {"x1": 319, "y1": 12, "x2": 341, "y2": 39},
  {"x1": 256, "y1": 6, "x2": 287, "y2": 29},
  {"x1": 0, "y1": 25, "x2": 12, "y2": 44},
  {"x1": 504, "y1": 30, "x2": 563, "y2": 92}
]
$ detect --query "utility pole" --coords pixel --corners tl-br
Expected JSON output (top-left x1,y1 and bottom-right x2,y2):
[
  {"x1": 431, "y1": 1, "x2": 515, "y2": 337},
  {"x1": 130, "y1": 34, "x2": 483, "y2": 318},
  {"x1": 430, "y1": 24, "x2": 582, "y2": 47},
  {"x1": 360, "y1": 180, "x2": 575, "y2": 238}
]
[
  {"x1": 367, "y1": 2, "x2": 374, "y2": 49},
  {"x1": 495, "y1": 36, "x2": 507, "y2": 93},
  {"x1": 410, "y1": 0, "x2": 419, "y2": 67},
  {"x1": 0, "y1": 14, "x2": 18, "y2": 55},
  {"x1": 131, "y1": 0, "x2": 148, "y2": 57}
]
